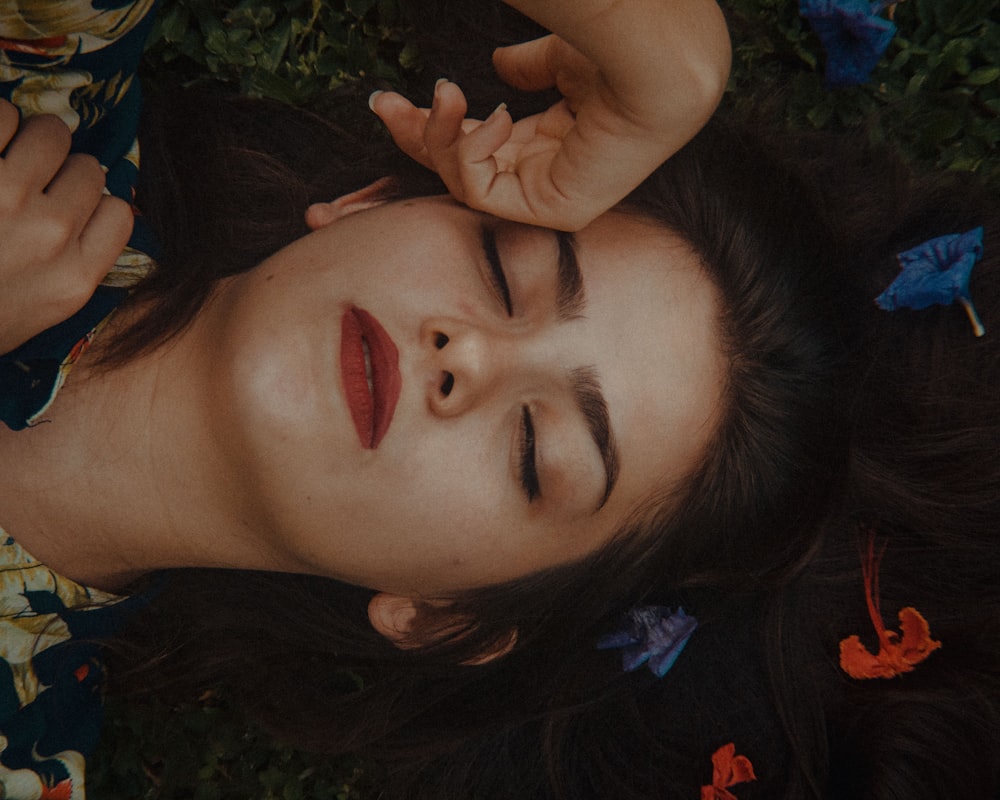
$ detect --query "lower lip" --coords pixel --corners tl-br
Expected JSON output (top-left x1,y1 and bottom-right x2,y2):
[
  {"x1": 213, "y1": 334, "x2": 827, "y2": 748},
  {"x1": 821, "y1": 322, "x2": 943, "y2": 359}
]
[{"x1": 340, "y1": 307, "x2": 401, "y2": 448}]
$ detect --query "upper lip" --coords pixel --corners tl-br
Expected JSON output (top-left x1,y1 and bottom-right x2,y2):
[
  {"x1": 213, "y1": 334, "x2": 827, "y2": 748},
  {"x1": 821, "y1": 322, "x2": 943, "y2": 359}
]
[{"x1": 340, "y1": 307, "x2": 401, "y2": 448}]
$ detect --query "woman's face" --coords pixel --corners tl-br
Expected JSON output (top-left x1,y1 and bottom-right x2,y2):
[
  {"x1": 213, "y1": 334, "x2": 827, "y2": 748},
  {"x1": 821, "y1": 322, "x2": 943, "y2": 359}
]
[{"x1": 206, "y1": 196, "x2": 724, "y2": 596}]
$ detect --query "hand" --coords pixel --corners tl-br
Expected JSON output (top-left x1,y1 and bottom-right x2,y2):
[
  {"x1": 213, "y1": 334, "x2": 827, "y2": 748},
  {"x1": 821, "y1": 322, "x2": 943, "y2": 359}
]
[
  {"x1": 371, "y1": 26, "x2": 727, "y2": 231},
  {"x1": 0, "y1": 99, "x2": 134, "y2": 354}
]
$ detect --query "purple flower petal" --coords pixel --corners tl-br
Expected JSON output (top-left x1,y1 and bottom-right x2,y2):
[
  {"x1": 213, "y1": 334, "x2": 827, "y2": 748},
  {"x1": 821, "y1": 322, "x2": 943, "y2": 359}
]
[
  {"x1": 598, "y1": 606, "x2": 698, "y2": 678},
  {"x1": 800, "y1": 0, "x2": 897, "y2": 86},
  {"x1": 876, "y1": 227, "x2": 986, "y2": 335}
]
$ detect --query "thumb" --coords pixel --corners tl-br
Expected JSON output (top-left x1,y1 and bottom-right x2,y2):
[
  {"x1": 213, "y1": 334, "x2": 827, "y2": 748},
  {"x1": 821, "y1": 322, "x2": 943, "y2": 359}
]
[{"x1": 492, "y1": 35, "x2": 557, "y2": 91}]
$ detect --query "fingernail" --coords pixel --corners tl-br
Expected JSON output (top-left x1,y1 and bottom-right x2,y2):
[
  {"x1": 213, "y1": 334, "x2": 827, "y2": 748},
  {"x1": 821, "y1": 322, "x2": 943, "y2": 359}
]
[
  {"x1": 367, "y1": 90, "x2": 383, "y2": 112},
  {"x1": 489, "y1": 102, "x2": 508, "y2": 120},
  {"x1": 435, "y1": 77, "x2": 449, "y2": 89}
]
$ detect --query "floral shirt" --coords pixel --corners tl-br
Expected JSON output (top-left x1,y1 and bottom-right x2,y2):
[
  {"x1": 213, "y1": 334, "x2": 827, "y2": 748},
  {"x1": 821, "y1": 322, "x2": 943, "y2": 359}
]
[
  {"x1": 0, "y1": 533, "x2": 130, "y2": 800},
  {"x1": 0, "y1": 0, "x2": 160, "y2": 431},
  {"x1": 0, "y1": 2, "x2": 160, "y2": 797}
]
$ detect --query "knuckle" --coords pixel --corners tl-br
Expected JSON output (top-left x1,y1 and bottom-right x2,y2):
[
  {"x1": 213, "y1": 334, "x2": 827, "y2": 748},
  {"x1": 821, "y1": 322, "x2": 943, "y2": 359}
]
[
  {"x1": 35, "y1": 217, "x2": 75, "y2": 254},
  {"x1": 65, "y1": 155, "x2": 110, "y2": 197},
  {"x1": 103, "y1": 193, "x2": 131, "y2": 216},
  {"x1": 23, "y1": 114, "x2": 72, "y2": 151},
  {"x1": 56, "y1": 279, "x2": 98, "y2": 317},
  {"x1": 559, "y1": 209, "x2": 590, "y2": 232},
  {"x1": 0, "y1": 100, "x2": 19, "y2": 139},
  {"x1": 66, "y1": 151, "x2": 104, "y2": 179},
  {"x1": 102, "y1": 195, "x2": 135, "y2": 238}
]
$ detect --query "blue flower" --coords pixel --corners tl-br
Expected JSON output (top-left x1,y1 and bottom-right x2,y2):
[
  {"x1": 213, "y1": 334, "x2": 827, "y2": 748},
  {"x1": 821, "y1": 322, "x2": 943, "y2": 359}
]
[
  {"x1": 876, "y1": 227, "x2": 986, "y2": 336},
  {"x1": 799, "y1": 0, "x2": 897, "y2": 87},
  {"x1": 597, "y1": 606, "x2": 698, "y2": 677}
]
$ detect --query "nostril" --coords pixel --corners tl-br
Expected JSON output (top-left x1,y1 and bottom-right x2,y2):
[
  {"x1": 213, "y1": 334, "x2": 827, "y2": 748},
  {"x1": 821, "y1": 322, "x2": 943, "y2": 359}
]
[
  {"x1": 440, "y1": 371, "x2": 454, "y2": 397},
  {"x1": 435, "y1": 332, "x2": 449, "y2": 349}
]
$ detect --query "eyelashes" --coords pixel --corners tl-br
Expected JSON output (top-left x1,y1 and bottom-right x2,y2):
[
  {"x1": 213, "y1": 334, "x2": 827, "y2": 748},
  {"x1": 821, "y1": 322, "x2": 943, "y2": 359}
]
[
  {"x1": 481, "y1": 225, "x2": 513, "y2": 315},
  {"x1": 479, "y1": 224, "x2": 538, "y2": 501},
  {"x1": 519, "y1": 406, "x2": 540, "y2": 502}
]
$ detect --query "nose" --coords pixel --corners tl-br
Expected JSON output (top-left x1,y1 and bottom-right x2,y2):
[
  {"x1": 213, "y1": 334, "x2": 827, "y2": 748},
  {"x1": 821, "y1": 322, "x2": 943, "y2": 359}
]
[{"x1": 422, "y1": 317, "x2": 519, "y2": 416}]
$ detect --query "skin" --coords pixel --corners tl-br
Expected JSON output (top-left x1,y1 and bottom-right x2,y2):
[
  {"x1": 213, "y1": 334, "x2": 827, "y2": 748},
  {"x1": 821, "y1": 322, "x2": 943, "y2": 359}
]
[
  {"x1": 3, "y1": 0, "x2": 731, "y2": 354},
  {"x1": 0, "y1": 101, "x2": 133, "y2": 354},
  {"x1": 373, "y1": 0, "x2": 731, "y2": 230},
  {"x1": 207, "y1": 196, "x2": 726, "y2": 597},
  {"x1": 2, "y1": 0, "x2": 732, "y2": 440},
  {"x1": 0, "y1": 0, "x2": 730, "y2": 649},
  {"x1": 0, "y1": 195, "x2": 724, "y2": 607}
]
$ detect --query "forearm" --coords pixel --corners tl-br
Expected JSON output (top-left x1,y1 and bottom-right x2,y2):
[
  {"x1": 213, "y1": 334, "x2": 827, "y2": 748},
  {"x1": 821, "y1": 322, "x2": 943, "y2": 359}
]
[
  {"x1": 370, "y1": 0, "x2": 732, "y2": 229},
  {"x1": 502, "y1": 0, "x2": 731, "y2": 142}
]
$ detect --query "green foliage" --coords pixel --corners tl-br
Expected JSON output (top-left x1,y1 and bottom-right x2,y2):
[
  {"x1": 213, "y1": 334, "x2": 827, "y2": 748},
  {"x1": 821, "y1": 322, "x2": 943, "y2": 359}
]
[
  {"x1": 90, "y1": 693, "x2": 382, "y2": 798},
  {"x1": 726, "y1": 0, "x2": 1000, "y2": 183},
  {"x1": 142, "y1": 0, "x2": 415, "y2": 103}
]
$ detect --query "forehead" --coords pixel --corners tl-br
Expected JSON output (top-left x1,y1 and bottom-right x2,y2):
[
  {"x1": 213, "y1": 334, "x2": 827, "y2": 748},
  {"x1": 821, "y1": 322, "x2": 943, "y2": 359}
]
[{"x1": 572, "y1": 212, "x2": 725, "y2": 522}]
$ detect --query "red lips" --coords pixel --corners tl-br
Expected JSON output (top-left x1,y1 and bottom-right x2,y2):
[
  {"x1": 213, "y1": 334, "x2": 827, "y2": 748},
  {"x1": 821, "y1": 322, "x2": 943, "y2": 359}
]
[{"x1": 340, "y1": 307, "x2": 401, "y2": 448}]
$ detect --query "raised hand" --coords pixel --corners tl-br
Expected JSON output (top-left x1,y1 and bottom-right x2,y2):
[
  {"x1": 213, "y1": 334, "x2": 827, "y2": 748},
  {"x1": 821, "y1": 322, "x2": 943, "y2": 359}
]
[
  {"x1": 0, "y1": 99, "x2": 133, "y2": 354},
  {"x1": 370, "y1": 0, "x2": 730, "y2": 231}
]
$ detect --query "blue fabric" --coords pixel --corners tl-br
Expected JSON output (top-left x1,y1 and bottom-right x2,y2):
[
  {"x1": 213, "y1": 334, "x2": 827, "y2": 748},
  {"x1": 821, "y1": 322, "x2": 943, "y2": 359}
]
[
  {"x1": 0, "y1": 286, "x2": 127, "y2": 431},
  {"x1": 0, "y1": 534, "x2": 148, "y2": 798}
]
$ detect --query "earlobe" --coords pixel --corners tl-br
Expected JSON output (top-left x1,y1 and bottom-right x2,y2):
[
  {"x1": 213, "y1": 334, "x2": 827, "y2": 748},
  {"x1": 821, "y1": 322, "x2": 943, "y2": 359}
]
[
  {"x1": 367, "y1": 592, "x2": 518, "y2": 665},
  {"x1": 367, "y1": 592, "x2": 420, "y2": 647},
  {"x1": 305, "y1": 176, "x2": 398, "y2": 230}
]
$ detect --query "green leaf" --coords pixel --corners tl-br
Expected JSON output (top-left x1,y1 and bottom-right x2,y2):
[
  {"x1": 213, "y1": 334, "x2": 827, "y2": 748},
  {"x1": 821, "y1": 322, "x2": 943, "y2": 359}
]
[
  {"x1": 157, "y1": 3, "x2": 191, "y2": 44},
  {"x1": 967, "y1": 66, "x2": 1000, "y2": 86},
  {"x1": 805, "y1": 102, "x2": 833, "y2": 129},
  {"x1": 905, "y1": 73, "x2": 929, "y2": 97},
  {"x1": 346, "y1": 0, "x2": 378, "y2": 16},
  {"x1": 247, "y1": 67, "x2": 306, "y2": 104},
  {"x1": 919, "y1": 109, "x2": 964, "y2": 147},
  {"x1": 398, "y1": 41, "x2": 421, "y2": 71}
]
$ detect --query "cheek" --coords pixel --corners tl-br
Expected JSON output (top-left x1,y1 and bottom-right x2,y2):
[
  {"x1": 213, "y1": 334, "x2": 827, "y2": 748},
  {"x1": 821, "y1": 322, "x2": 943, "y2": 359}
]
[
  {"x1": 383, "y1": 437, "x2": 507, "y2": 530},
  {"x1": 365, "y1": 439, "x2": 516, "y2": 547}
]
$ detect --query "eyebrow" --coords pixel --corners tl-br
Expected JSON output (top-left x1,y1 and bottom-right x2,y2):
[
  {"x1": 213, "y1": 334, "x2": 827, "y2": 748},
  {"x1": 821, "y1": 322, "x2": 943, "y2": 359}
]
[
  {"x1": 550, "y1": 232, "x2": 618, "y2": 510},
  {"x1": 570, "y1": 366, "x2": 620, "y2": 511}
]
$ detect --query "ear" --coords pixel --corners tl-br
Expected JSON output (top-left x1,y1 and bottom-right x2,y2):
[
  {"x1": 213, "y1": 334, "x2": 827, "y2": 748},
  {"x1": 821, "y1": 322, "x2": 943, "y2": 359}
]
[
  {"x1": 305, "y1": 176, "x2": 398, "y2": 230},
  {"x1": 367, "y1": 592, "x2": 421, "y2": 648},
  {"x1": 367, "y1": 592, "x2": 518, "y2": 665}
]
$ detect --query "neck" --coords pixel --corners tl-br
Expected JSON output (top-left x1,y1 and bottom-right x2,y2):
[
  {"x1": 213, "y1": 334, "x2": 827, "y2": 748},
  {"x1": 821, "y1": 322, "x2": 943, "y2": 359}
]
[{"x1": 0, "y1": 307, "x2": 291, "y2": 591}]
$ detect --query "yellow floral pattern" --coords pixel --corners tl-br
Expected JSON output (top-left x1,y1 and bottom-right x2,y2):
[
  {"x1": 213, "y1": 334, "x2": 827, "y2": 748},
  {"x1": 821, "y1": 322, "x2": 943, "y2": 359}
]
[
  {"x1": 0, "y1": 0, "x2": 155, "y2": 56},
  {"x1": 0, "y1": 528, "x2": 123, "y2": 799}
]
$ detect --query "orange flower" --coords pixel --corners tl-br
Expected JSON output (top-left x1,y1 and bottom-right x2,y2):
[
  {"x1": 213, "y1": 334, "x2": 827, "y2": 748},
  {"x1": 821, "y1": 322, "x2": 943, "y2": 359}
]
[
  {"x1": 701, "y1": 743, "x2": 757, "y2": 800},
  {"x1": 839, "y1": 538, "x2": 941, "y2": 680}
]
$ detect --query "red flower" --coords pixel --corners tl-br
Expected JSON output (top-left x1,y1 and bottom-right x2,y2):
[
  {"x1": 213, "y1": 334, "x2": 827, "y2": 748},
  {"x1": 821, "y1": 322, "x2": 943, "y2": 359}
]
[
  {"x1": 839, "y1": 538, "x2": 941, "y2": 679},
  {"x1": 41, "y1": 779, "x2": 73, "y2": 800},
  {"x1": 0, "y1": 36, "x2": 67, "y2": 55},
  {"x1": 701, "y1": 743, "x2": 757, "y2": 800}
]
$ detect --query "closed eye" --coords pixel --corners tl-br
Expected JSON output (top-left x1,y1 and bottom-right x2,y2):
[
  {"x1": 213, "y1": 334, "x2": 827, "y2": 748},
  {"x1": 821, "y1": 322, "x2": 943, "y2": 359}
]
[
  {"x1": 481, "y1": 224, "x2": 513, "y2": 315},
  {"x1": 519, "y1": 405, "x2": 540, "y2": 502}
]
